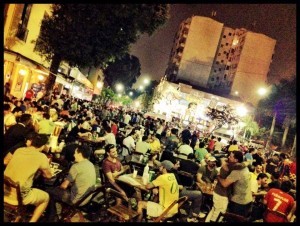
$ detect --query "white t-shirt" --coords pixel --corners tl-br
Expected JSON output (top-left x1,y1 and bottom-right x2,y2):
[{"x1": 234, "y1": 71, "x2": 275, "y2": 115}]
[
  {"x1": 122, "y1": 136, "x2": 135, "y2": 156},
  {"x1": 177, "y1": 144, "x2": 193, "y2": 159},
  {"x1": 214, "y1": 141, "x2": 223, "y2": 151},
  {"x1": 104, "y1": 133, "x2": 116, "y2": 145},
  {"x1": 124, "y1": 114, "x2": 131, "y2": 125},
  {"x1": 135, "y1": 141, "x2": 151, "y2": 154}
]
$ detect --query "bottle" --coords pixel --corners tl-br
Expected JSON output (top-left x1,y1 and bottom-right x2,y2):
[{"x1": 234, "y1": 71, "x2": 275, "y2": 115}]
[{"x1": 143, "y1": 164, "x2": 149, "y2": 178}]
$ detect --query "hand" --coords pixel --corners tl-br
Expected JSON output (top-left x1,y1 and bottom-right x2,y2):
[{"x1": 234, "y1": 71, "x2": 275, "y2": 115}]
[{"x1": 152, "y1": 188, "x2": 159, "y2": 195}]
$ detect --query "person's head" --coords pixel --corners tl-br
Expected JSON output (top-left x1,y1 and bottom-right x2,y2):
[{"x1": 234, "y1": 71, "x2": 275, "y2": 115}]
[
  {"x1": 74, "y1": 144, "x2": 91, "y2": 162},
  {"x1": 248, "y1": 147, "x2": 255, "y2": 154},
  {"x1": 104, "y1": 126, "x2": 112, "y2": 133},
  {"x1": 255, "y1": 164, "x2": 263, "y2": 174},
  {"x1": 43, "y1": 112, "x2": 50, "y2": 120},
  {"x1": 280, "y1": 180, "x2": 292, "y2": 193},
  {"x1": 232, "y1": 140, "x2": 237, "y2": 145},
  {"x1": 142, "y1": 135, "x2": 148, "y2": 142},
  {"x1": 160, "y1": 160, "x2": 174, "y2": 173},
  {"x1": 248, "y1": 164, "x2": 255, "y2": 173},
  {"x1": 199, "y1": 141, "x2": 205, "y2": 148},
  {"x1": 187, "y1": 153, "x2": 195, "y2": 160},
  {"x1": 207, "y1": 156, "x2": 217, "y2": 168},
  {"x1": 12, "y1": 106, "x2": 23, "y2": 117},
  {"x1": 228, "y1": 151, "x2": 244, "y2": 164},
  {"x1": 4, "y1": 103, "x2": 11, "y2": 112},
  {"x1": 257, "y1": 173, "x2": 269, "y2": 187},
  {"x1": 105, "y1": 144, "x2": 117, "y2": 159},
  {"x1": 31, "y1": 134, "x2": 49, "y2": 150},
  {"x1": 217, "y1": 137, "x2": 221, "y2": 142},
  {"x1": 171, "y1": 128, "x2": 178, "y2": 136},
  {"x1": 182, "y1": 138, "x2": 190, "y2": 145},
  {"x1": 25, "y1": 131, "x2": 39, "y2": 147},
  {"x1": 271, "y1": 171, "x2": 280, "y2": 180},
  {"x1": 19, "y1": 113, "x2": 33, "y2": 126}
]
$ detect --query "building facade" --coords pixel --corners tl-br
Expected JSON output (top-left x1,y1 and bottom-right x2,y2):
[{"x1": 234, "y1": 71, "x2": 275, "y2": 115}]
[
  {"x1": 165, "y1": 16, "x2": 276, "y2": 106},
  {"x1": 4, "y1": 4, "x2": 101, "y2": 101}
]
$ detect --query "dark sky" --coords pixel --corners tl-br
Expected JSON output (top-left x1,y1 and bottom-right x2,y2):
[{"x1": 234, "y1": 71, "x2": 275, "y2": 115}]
[{"x1": 130, "y1": 4, "x2": 296, "y2": 88}]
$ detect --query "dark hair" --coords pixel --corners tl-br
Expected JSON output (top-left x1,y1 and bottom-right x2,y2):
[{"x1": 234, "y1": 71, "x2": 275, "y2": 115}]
[
  {"x1": 187, "y1": 153, "x2": 195, "y2": 160},
  {"x1": 105, "y1": 144, "x2": 115, "y2": 154},
  {"x1": 271, "y1": 171, "x2": 280, "y2": 180},
  {"x1": 19, "y1": 113, "x2": 32, "y2": 125},
  {"x1": 12, "y1": 106, "x2": 22, "y2": 113},
  {"x1": 31, "y1": 134, "x2": 49, "y2": 148},
  {"x1": 257, "y1": 173, "x2": 268, "y2": 180},
  {"x1": 104, "y1": 126, "x2": 111, "y2": 133},
  {"x1": 171, "y1": 128, "x2": 178, "y2": 135},
  {"x1": 280, "y1": 180, "x2": 292, "y2": 193},
  {"x1": 232, "y1": 151, "x2": 244, "y2": 163},
  {"x1": 248, "y1": 165, "x2": 255, "y2": 173},
  {"x1": 4, "y1": 103, "x2": 11, "y2": 111},
  {"x1": 43, "y1": 112, "x2": 50, "y2": 119},
  {"x1": 199, "y1": 141, "x2": 205, "y2": 148},
  {"x1": 142, "y1": 135, "x2": 148, "y2": 142},
  {"x1": 76, "y1": 144, "x2": 91, "y2": 159},
  {"x1": 183, "y1": 139, "x2": 190, "y2": 145}
]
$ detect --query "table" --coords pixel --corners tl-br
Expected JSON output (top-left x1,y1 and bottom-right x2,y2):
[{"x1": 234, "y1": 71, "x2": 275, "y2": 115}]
[
  {"x1": 196, "y1": 182, "x2": 214, "y2": 213},
  {"x1": 116, "y1": 174, "x2": 148, "y2": 192}
]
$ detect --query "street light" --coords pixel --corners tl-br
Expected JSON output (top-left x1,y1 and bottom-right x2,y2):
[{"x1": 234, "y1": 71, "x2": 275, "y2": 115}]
[
  {"x1": 139, "y1": 85, "x2": 144, "y2": 91},
  {"x1": 129, "y1": 91, "x2": 133, "y2": 96},
  {"x1": 143, "y1": 78, "x2": 149, "y2": 85},
  {"x1": 116, "y1": 83, "x2": 124, "y2": 92},
  {"x1": 258, "y1": 87, "x2": 267, "y2": 96}
]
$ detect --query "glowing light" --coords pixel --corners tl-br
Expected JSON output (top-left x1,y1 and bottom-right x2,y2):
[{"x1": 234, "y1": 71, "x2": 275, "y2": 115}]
[
  {"x1": 116, "y1": 83, "x2": 124, "y2": 92},
  {"x1": 139, "y1": 85, "x2": 144, "y2": 91},
  {"x1": 135, "y1": 101, "x2": 140, "y2": 107},
  {"x1": 19, "y1": 69, "x2": 27, "y2": 76},
  {"x1": 118, "y1": 94, "x2": 122, "y2": 97},
  {"x1": 97, "y1": 81, "x2": 103, "y2": 89},
  {"x1": 235, "y1": 91, "x2": 239, "y2": 95},
  {"x1": 129, "y1": 91, "x2": 133, "y2": 96},
  {"x1": 258, "y1": 87, "x2": 267, "y2": 96},
  {"x1": 38, "y1": 75, "x2": 44, "y2": 81},
  {"x1": 143, "y1": 78, "x2": 149, "y2": 85},
  {"x1": 236, "y1": 106, "x2": 248, "y2": 117}
]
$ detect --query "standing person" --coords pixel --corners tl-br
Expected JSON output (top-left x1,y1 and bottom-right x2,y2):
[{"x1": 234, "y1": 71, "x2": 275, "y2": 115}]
[
  {"x1": 4, "y1": 134, "x2": 52, "y2": 222},
  {"x1": 217, "y1": 151, "x2": 253, "y2": 218},
  {"x1": 263, "y1": 180, "x2": 296, "y2": 222},
  {"x1": 45, "y1": 144, "x2": 96, "y2": 221},
  {"x1": 24, "y1": 87, "x2": 35, "y2": 101},
  {"x1": 213, "y1": 137, "x2": 223, "y2": 153},
  {"x1": 4, "y1": 82, "x2": 11, "y2": 96},
  {"x1": 207, "y1": 136, "x2": 216, "y2": 153},
  {"x1": 205, "y1": 158, "x2": 249, "y2": 222},
  {"x1": 136, "y1": 160, "x2": 180, "y2": 222},
  {"x1": 228, "y1": 140, "x2": 239, "y2": 152}
]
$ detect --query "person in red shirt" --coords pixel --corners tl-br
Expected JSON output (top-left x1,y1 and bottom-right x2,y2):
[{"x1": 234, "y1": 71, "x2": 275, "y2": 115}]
[
  {"x1": 25, "y1": 88, "x2": 35, "y2": 100},
  {"x1": 263, "y1": 180, "x2": 295, "y2": 222},
  {"x1": 111, "y1": 119, "x2": 118, "y2": 136},
  {"x1": 207, "y1": 135, "x2": 216, "y2": 153}
]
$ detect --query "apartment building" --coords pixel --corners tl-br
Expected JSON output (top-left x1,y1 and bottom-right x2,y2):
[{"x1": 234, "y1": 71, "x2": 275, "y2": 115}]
[{"x1": 165, "y1": 16, "x2": 276, "y2": 106}]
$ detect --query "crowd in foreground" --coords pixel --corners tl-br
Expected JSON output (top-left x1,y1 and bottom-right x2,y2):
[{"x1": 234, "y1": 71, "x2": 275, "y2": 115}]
[{"x1": 3, "y1": 92, "x2": 296, "y2": 222}]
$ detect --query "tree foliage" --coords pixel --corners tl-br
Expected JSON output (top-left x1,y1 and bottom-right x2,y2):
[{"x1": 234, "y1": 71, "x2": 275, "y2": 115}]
[
  {"x1": 104, "y1": 54, "x2": 141, "y2": 90},
  {"x1": 33, "y1": 4, "x2": 170, "y2": 95}
]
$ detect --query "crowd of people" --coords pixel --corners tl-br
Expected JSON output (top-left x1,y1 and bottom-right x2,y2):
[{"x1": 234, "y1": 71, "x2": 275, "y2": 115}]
[{"x1": 3, "y1": 91, "x2": 296, "y2": 222}]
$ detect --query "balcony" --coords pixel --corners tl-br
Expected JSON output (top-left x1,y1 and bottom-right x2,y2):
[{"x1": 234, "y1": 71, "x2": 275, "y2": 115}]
[{"x1": 16, "y1": 23, "x2": 29, "y2": 42}]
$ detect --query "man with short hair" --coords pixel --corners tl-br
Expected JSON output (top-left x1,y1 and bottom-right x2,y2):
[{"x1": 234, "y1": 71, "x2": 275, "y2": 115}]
[
  {"x1": 136, "y1": 160, "x2": 179, "y2": 222},
  {"x1": 263, "y1": 180, "x2": 295, "y2": 222},
  {"x1": 4, "y1": 133, "x2": 52, "y2": 222},
  {"x1": 217, "y1": 151, "x2": 252, "y2": 218},
  {"x1": 45, "y1": 144, "x2": 96, "y2": 221},
  {"x1": 197, "y1": 156, "x2": 218, "y2": 185}
]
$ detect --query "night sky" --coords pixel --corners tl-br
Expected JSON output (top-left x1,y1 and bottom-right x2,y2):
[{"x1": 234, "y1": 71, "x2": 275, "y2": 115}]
[{"x1": 130, "y1": 4, "x2": 296, "y2": 88}]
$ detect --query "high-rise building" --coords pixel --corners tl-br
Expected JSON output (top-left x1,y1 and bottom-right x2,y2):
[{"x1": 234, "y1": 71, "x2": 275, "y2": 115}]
[{"x1": 165, "y1": 16, "x2": 276, "y2": 106}]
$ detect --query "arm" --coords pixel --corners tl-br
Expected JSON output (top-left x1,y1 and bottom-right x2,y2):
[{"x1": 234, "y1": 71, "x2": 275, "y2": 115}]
[
  {"x1": 41, "y1": 168, "x2": 52, "y2": 179},
  {"x1": 196, "y1": 172, "x2": 206, "y2": 185},
  {"x1": 287, "y1": 202, "x2": 296, "y2": 222},
  {"x1": 60, "y1": 179, "x2": 71, "y2": 189},
  {"x1": 105, "y1": 171, "x2": 128, "y2": 198},
  {"x1": 217, "y1": 174, "x2": 235, "y2": 188}
]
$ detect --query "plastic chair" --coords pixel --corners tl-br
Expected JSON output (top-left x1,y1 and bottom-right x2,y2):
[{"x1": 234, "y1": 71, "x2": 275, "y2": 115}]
[
  {"x1": 150, "y1": 196, "x2": 188, "y2": 222},
  {"x1": 59, "y1": 184, "x2": 106, "y2": 222},
  {"x1": 105, "y1": 187, "x2": 139, "y2": 222},
  {"x1": 4, "y1": 176, "x2": 27, "y2": 222}
]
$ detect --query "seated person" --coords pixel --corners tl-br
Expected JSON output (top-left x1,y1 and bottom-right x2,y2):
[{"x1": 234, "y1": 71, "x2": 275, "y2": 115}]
[
  {"x1": 179, "y1": 153, "x2": 199, "y2": 175},
  {"x1": 45, "y1": 144, "x2": 96, "y2": 221},
  {"x1": 4, "y1": 133, "x2": 52, "y2": 222}
]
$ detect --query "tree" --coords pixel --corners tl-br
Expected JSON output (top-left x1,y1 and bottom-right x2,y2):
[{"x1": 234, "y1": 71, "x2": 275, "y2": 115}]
[
  {"x1": 206, "y1": 104, "x2": 240, "y2": 135},
  {"x1": 256, "y1": 77, "x2": 296, "y2": 148},
  {"x1": 104, "y1": 54, "x2": 141, "y2": 90},
  {"x1": 99, "y1": 87, "x2": 115, "y2": 105},
  {"x1": 33, "y1": 4, "x2": 170, "y2": 95},
  {"x1": 240, "y1": 115, "x2": 259, "y2": 140}
]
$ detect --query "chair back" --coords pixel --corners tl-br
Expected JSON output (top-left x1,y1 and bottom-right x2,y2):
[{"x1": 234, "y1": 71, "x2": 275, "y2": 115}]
[
  {"x1": 4, "y1": 176, "x2": 26, "y2": 222},
  {"x1": 153, "y1": 196, "x2": 188, "y2": 222},
  {"x1": 177, "y1": 171, "x2": 195, "y2": 188},
  {"x1": 75, "y1": 184, "x2": 105, "y2": 207},
  {"x1": 216, "y1": 211, "x2": 250, "y2": 222},
  {"x1": 4, "y1": 176, "x2": 23, "y2": 207}
]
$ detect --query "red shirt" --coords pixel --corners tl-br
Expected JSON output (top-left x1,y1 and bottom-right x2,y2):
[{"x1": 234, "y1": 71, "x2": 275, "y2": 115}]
[
  {"x1": 25, "y1": 89, "x2": 34, "y2": 99},
  {"x1": 111, "y1": 124, "x2": 118, "y2": 136},
  {"x1": 102, "y1": 158, "x2": 122, "y2": 175},
  {"x1": 264, "y1": 188, "x2": 295, "y2": 222}
]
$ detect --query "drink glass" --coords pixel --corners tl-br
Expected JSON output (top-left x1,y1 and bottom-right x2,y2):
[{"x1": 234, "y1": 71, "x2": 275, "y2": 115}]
[{"x1": 133, "y1": 169, "x2": 138, "y2": 178}]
